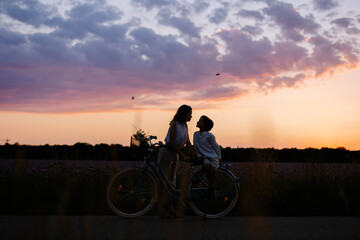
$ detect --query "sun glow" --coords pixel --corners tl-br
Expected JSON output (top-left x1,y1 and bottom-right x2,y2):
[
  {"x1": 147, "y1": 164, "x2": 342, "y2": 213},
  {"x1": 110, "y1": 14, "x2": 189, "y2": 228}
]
[{"x1": 1, "y1": 67, "x2": 359, "y2": 150}]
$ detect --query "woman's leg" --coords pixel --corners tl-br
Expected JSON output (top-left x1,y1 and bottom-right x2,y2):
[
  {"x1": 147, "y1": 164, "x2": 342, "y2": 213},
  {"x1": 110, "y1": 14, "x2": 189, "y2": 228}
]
[{"x1": 158, "y1": 148, "x2": 177, "y2": 216}]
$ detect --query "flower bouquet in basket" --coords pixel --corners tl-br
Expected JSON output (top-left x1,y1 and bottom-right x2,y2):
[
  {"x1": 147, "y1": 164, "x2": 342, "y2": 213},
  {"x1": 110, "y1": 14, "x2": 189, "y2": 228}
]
[{"x1": 130, "y1": 129, "x2": 150, "y2": 160}]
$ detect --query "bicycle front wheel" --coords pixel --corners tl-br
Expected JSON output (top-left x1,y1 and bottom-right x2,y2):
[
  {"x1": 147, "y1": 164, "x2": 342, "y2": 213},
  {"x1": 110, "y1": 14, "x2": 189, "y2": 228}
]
[
  {"x1": 188, "y1": 168, "x2": 239, "y2": 218},
  {"x1": 106, "y1": 167, "x2": 158, "y2": 218}
]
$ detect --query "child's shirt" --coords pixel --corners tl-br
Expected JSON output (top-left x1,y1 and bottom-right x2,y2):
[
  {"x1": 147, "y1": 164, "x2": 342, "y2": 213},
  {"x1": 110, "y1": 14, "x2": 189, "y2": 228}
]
[{"x1": 193, "y1": 131, "x2": 221, "y2": 160}]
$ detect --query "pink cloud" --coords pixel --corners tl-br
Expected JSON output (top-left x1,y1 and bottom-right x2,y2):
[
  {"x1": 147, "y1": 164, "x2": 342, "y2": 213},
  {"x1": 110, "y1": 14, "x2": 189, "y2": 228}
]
[{"x1": 0, "y1": 0, "x2": 359, "y2": 113}]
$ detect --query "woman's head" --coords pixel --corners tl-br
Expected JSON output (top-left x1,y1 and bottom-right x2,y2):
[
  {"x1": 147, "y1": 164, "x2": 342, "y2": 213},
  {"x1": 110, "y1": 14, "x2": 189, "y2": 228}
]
[{"x1": 172, "y1": 105, "x2": 192, "y2": 123}]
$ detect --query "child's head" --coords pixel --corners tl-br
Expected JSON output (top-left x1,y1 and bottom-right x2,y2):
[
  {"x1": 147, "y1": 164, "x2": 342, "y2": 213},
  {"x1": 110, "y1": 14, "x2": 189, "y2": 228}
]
[{"x1": 198, "y1": 115, "x2": 214, "y2": 131}]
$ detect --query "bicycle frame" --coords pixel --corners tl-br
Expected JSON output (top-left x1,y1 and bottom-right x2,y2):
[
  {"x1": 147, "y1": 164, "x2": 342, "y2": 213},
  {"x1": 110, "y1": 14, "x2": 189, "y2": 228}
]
[
  {"x1": 136, "y1": 146, "x2": 195, "y2": 199},
  {"x1": 135, "y1": 136, "x2": 239, "y2": 201},
  {"x1": 107, "y1": 135, "x2": 241, "y2": 218}
]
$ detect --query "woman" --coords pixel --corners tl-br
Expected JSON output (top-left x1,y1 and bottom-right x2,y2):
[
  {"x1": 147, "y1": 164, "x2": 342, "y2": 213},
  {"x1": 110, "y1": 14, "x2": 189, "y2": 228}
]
[{"x1": 158, "y1": 104, "x2": 196, "y2": 218}]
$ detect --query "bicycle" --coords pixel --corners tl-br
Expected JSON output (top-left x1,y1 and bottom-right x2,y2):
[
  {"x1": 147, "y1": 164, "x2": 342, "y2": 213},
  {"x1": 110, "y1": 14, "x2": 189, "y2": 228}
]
[{"x1": 106, "y1": 135, "x2": 240, "y2": 219}]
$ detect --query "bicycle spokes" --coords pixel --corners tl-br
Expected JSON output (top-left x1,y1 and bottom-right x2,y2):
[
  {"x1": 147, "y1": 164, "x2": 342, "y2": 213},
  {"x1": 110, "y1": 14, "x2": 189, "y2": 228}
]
[
  {"x1": 106, "y1": 168, "x2": 158, "y2": 217},
  {"x1": 188, "y1": 168, "x2": 239, "y2": 218}
]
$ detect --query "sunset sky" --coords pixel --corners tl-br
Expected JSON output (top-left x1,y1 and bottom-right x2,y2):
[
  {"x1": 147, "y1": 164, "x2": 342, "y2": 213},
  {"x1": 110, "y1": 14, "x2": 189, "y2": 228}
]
[{"x1": 1, "y1": 0, "x2": 359, "y2": 150}]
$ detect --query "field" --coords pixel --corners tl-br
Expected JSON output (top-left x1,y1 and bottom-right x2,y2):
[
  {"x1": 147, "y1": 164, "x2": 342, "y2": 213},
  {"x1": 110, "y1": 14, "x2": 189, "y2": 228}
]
[{"x1": 1, "y1": 159, "x2": 360, "y2": 216}]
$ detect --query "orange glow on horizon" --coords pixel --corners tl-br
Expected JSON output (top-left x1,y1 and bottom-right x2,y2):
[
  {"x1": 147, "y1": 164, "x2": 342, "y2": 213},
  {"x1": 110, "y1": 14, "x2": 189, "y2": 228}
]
[{"x1": 1, "y1": 68, "x2": 359, "y2": 150}]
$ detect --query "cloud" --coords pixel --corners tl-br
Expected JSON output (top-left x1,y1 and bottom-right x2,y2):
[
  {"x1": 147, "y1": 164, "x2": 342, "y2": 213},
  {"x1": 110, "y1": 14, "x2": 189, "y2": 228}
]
[
  {"x1": 0, "y1": 0, "x2": 359, "y2": 113},
  {"x1": 262, "y1": 73, "x2": 306, "y2": 90},
  {"x1": 0, "y1": 28, "x2": 26, "y2": 46},
  {"x1": 313, "y1": 0, "x2": 338, "y2": 11},
  {"x1": 131, "y1": 0, "x2": 173, "y2": 10},
  {"x1": 157, "y1": 10, "x2": 201, "y2": 38},
  {"x1": 209, "y1": 8, "x2": 228, "y2": 24},
  {"x1": 187, "y1": 85, "x2": 248, "y2": 101},
  {"x1": 67, "y1": 3, "x2": 121, "y2": 22},
  {"x1": 304, "y1": 35, "x2": 346, "y2": 75},
  {"x1": 237, "y1": 9, "x2": 265, "y2": 21},
  {"x1": 128, "y1": 26, "x2": 219, "y2": 76},
  {"x1": 263, "y1": 1, "x2": 320, "y2": 41},
  {"x1": 331, "y1": 18, "x2": 360, "y2": 34},
  {"x1": 331, "y1": 18, "x2": 351, "y2": 28},
  {"x1": 193, "y1": 0, "x2": 210, "y2": 13},
  {"x1": 333, "y1": 42, "x2": 359, "y2": 66},
  {"x1": 241, "y1": 25, "x2": 264, "y2": 36},
  {"x1": 217, "y1": 29, "x2": 308, "y2": 79},
  {"x1": 1, "y1": 0, "x2": 58, "y2": 27},
  {"x1": 54, "y1": 3, "x2": 124, "y2": 41}
]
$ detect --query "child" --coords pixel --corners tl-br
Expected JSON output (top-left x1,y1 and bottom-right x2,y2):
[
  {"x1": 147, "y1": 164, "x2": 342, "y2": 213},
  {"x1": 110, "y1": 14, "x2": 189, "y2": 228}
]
[{"x1": 193, "y1": 115, "x2": 221, "y2": 199}]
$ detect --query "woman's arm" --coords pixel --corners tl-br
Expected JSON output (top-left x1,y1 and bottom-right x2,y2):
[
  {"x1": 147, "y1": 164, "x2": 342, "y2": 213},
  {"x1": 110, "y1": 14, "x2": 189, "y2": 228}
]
[
  {"x1": 168, "y1": 121, "x2": 187, "y2": 160},
  {"x1": 185, "y1": 135, "x2": 197, "y2": 159}
]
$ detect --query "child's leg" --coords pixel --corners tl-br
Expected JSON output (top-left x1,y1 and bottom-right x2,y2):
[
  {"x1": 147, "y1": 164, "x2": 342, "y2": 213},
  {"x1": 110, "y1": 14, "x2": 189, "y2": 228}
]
[
  {"x1": 203, "y1": 163, "x2": 210, "y2": 181},
  {"x1": 203, "y1": 163, "x2": 216, "y2": 192},
  {"x1": 208, "y1": 166, "x2": 217, "y2": 192}
]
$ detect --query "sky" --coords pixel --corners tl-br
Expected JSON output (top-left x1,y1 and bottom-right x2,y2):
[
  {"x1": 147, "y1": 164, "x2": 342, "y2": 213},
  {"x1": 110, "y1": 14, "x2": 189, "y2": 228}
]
[{"x1": 0, "y1": 0, "x2": 360, "y2": 150}]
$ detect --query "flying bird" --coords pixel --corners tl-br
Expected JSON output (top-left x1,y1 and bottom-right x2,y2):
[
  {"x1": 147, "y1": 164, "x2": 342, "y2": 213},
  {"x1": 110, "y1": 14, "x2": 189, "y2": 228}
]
[
  {"x1": 131, "y1": 96, "x2": 135, "y2": 100},
  {"x1": 215, "y1": 73, "x2": 220, "y2": 76}
]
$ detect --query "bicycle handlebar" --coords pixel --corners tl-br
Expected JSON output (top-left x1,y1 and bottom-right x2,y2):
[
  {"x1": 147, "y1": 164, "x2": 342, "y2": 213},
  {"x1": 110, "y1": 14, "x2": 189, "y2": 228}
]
[{"x1": 148, "y1": 135, "x2": 163, "y2": 147}]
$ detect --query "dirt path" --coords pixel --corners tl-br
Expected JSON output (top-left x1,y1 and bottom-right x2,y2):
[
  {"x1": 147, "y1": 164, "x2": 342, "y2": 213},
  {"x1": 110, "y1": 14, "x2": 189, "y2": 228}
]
[{"x1": 2, "y1": 216, "x2": 360, "y2": 240}]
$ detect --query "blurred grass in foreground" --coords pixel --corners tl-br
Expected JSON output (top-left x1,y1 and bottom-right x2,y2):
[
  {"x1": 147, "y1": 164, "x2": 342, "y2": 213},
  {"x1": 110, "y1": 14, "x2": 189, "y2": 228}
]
[{"x1": 1, "y1": 162, "x2": 360, "y2": 216}]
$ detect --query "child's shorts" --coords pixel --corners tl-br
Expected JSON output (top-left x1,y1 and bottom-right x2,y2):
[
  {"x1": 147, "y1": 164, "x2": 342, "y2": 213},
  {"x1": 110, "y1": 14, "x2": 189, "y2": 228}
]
[{"x1": 203, "y1": 158, "x2": 219, "y2": 168}]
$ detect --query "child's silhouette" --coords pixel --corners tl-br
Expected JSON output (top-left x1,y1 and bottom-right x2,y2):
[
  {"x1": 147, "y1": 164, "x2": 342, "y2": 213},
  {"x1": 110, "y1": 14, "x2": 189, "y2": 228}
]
[{"x1": 193, "y1": 115, "x2": 221, "y2": 199}]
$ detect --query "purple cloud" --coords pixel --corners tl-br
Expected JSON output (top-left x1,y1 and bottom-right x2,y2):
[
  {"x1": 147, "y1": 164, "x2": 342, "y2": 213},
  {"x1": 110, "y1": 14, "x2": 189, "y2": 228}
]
[
  {"x1": 157, "y1": 10, "x2": 201, "y2": 38},
  {"x1": 55, "y1": 3, "x2": 124, "y2": 41},
  {"x1": 262, "y1": 74, "x2": 306, "y2": 90},
  {"x1": 209, "y1": 8, "x2": 228, "y2": 24},
  {"x1": 263, "y1": 1, "x2": 320, "y2": 41},
  {"x1": 0, "y1": 0, "x2": 359, "y2": 113},
  {"x1": 131, "y1": 0, "x2": 173, "y2": 10},
  {"x1": 331, "y1": 18, "x2": 351, "y2": 28},
  {"x1": 217, "y1": 29, "x2": 308, "y2": 79},
  {"x1": 331, "y1": 18, "x2": 360, "y2": 34},
  {"x1": 238, "y1": 9, "x2": 265, "y2": 21},
  {"x1": 1, "y1": 0, "x2": 58, "y2": 27},
  {"x1": 241, "y1": 25, "x2": 264, "y2": 36},
  {"x1": 193, "y1": 0, "x2": 210, "y2": 13},
  {"x1": 313, "y1": 0, "x2": 338, "y2": 11},
  {"x1": 333, "y1": 42, "x2": 359, "y2": 66},
  {"x1": 130, "y1": 27, "x2": 219, "y2": 79},
  {"x1": 303, "y1": 35, "x2": 345, "y2": 75},
  {"x1": 188, "y1": 85, "x2": 248, "y2": 101},
  {"x1": 0, "y1": 28, "x2": 26, "y2": 46}
]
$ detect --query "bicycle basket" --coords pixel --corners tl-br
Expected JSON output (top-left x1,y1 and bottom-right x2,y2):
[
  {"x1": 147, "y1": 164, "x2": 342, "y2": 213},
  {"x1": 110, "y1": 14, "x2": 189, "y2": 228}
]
[{"x1": 130, "y1": 136, "x2": 149, "y2": 160}]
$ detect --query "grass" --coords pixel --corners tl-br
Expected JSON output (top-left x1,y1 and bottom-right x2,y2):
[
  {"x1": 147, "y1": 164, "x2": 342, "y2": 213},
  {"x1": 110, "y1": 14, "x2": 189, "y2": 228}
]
[
  {"x1": 231, "y1": 163, "x2": 360, "y2": 216},
  {"x1": 1, "y1": 161, "x2": 360, "y2": 216}
]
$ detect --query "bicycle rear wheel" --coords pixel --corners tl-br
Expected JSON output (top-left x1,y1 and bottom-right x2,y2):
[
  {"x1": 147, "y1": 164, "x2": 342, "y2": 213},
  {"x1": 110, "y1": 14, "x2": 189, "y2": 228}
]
[
  {"x1": 188, "y1": 168, "x2": 239, "y2": 218},
  {"x1": 106, "y1": 167, "x2": 158, "y2": 218}
]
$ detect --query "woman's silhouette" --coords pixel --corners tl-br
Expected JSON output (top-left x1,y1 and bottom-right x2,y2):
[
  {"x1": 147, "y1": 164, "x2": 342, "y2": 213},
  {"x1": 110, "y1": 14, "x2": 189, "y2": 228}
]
[{"x1": 157, "y1": 104, "x2": 196, "y2": 218}]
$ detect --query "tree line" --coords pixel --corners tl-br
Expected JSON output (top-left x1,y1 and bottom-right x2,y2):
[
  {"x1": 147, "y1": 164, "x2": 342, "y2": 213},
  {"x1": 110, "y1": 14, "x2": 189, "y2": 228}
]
[{"x1": 0, "y1": 143, "x2": 359, "y2": 163}]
